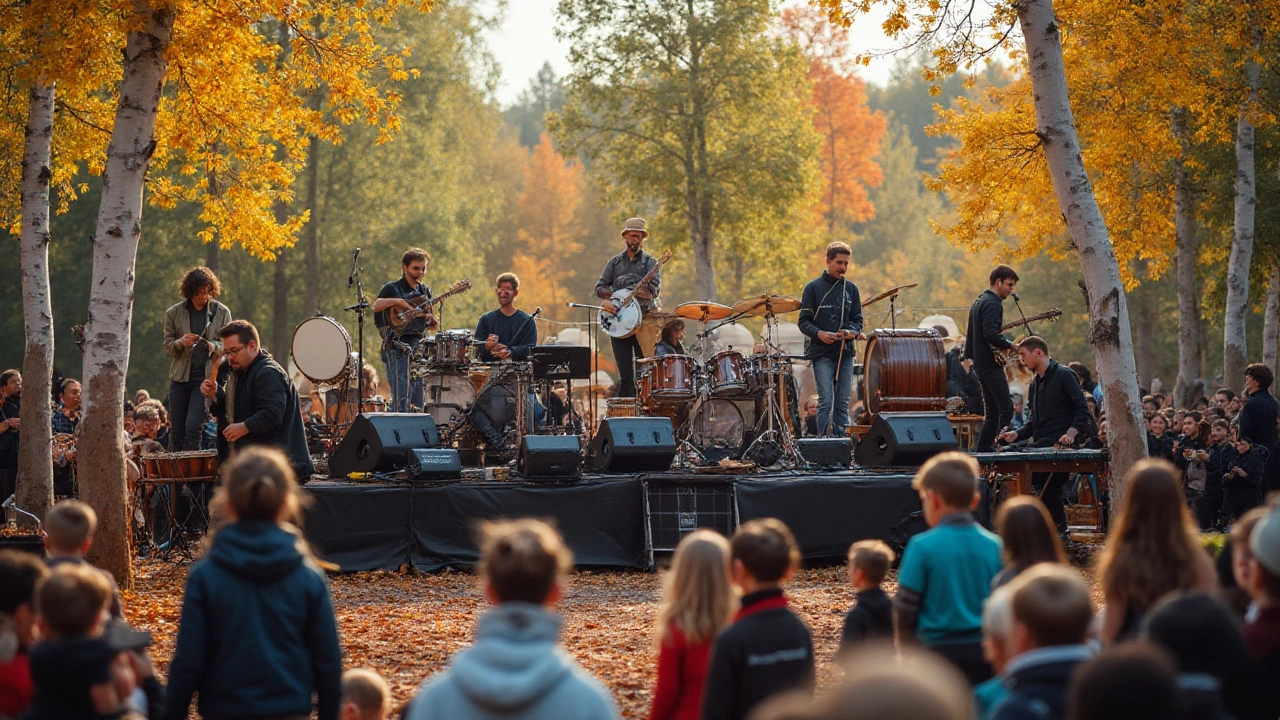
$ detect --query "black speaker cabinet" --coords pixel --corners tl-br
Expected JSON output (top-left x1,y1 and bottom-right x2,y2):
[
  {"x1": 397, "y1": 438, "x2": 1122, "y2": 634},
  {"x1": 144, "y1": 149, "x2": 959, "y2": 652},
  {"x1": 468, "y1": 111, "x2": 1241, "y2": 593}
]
[
  {"x1": 587, "y1": 417, "x2": 676, "y2": 473},
  {"x1": 854, "y1": 411, "x2": 959, "y2": 467},
  {"x1": 408, "y1": 448, "x2": 462, "y2": 481},
  {"x1": 797, "y1": 437, "x2": 853, "y2": 468},
  {"x1": 329, "y1": 413, "x2": 441, "y2": 478},
  {"x1": 519, "y1": 435, "x2": 583, "y2": 478}
]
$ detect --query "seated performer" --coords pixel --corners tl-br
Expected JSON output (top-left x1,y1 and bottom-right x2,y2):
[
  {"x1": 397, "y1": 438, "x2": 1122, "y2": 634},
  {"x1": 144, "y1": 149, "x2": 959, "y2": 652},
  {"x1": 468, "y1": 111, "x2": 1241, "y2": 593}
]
[
  {"x1": 654, "y1": 319, "x2": 687, "y2": 357},
  {"x1": 998, "y1": 336, "x2": 1090, "y2": 535},
  {"x1": 474, "y1": 273, "x2": 537, "y2": 362}
]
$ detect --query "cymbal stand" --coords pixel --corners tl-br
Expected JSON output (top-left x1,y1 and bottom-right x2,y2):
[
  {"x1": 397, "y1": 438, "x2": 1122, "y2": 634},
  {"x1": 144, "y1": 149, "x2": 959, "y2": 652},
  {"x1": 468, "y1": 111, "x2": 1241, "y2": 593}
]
[
  {"x1": 672, "y1": 383, "x2": 710, "y2": 469},
  {"x1": 743, "y1": 384, "x2": 805, "y2": 469},
  {"x1": 343, "y1": 248, "x2": 368, "y2": 420},
  {"x1": 888, "y1": 291, "x2": 898, "y2": 330}
]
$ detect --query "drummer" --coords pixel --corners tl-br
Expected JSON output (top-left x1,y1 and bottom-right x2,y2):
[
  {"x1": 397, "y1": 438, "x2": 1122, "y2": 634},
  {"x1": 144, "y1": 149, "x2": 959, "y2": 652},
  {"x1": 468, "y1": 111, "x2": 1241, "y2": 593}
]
[
  {"x1": 474, "y1": 273, "x2": 538, "y2": 362},
  {"x1": 654, "y1": 319, "x2": 687, "y2": 357}
]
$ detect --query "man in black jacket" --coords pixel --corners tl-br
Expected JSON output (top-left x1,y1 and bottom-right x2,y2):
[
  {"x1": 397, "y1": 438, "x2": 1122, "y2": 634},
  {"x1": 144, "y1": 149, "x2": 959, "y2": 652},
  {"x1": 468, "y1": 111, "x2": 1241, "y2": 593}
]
[
  {"x1": 798, "y1": 242, "x2": 863, "y2": 438},
  {"x1": 201, "y1": 320, "x2": 313, "y2": 480},
  {"x1": 1239, "y1": 363, "x2": 1279, "y2": 493},
  {"x1": 999, "y1": 336, "x2": 1089, "y2": 534},
  {"x1": 966, "y1": 265, "x2": 1019, "y2": 451}
]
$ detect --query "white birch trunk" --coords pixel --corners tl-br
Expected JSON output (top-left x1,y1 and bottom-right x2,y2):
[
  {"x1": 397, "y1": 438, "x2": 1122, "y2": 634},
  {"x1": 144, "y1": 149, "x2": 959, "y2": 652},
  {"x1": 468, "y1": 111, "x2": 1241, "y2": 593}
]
[
  {"x1": 1171, "y1": 108, "x2": 1202, "y2": 409},
  {"x1": 79, "y1": 1, "x2": 174, "y2": 588},
  {"x1": 17, "y1": 82, "x2": 56, "y2": 518},
  {"x1": 1263, "y1": 264, "x2": 1280, "y2": 378},
  {"x1": 1224, "y1": 58, "x2": 1260, "y2": 393},
  {"x1": 1016, "y1": 0, "x2": 1147, "y2": 506}
]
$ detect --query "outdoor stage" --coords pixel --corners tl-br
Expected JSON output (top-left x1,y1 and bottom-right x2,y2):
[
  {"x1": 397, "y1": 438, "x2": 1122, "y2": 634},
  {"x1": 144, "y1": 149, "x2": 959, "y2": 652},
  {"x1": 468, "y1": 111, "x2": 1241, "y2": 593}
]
[{"x1": 303, "y1": 470, "x2": 923, "y2": 572}]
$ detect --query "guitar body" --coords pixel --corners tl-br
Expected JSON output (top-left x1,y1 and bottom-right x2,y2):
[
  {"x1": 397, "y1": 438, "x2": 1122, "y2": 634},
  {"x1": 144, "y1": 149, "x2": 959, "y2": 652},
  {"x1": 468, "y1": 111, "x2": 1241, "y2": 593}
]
[
  {"x1": 386, "y1": 294, "x2": 430, "y2": 330},
  {"x1": 384, "y1": 278, "x2": 473, "y2": 333},
  {"x1": 600, "y1": 289, "x2": 644, "y2": 339}
]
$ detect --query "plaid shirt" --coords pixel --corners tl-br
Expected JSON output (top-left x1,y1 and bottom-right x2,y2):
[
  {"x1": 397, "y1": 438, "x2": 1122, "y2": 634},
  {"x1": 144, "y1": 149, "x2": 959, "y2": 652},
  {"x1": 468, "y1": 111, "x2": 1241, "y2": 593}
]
[{"x1": 51, "y1": 406, "x2": 79, "y2": 435}]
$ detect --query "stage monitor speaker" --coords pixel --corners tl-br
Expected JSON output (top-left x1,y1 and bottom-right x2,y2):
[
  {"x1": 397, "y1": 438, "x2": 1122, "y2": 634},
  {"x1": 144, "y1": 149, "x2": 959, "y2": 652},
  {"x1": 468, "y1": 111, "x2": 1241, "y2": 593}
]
[
  {"x1": 519, "y1": 435, "x2": 583, "y2": 478},
  {"x1": 854, "y1": 411, "x2": 959, "y2": 467},
  {"x1": 328, "y1": 413, "x2": 441, "y2": 478},
  {"x1": 587, "y1": 417, "x2": 676, "y2": 473},
  {"x1": 797, "y1": 437, "x2": 852, "y2": 468},
  {"x1": 408, "y1": 448, "x2": 462, "y2": 481}
]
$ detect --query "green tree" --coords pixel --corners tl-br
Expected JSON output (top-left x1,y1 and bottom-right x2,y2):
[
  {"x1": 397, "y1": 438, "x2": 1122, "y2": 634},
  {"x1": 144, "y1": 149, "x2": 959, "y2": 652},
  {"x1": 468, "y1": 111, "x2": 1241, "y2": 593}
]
[{"x1": 503, "y1": 62, "x2": 566, "y2": 149}]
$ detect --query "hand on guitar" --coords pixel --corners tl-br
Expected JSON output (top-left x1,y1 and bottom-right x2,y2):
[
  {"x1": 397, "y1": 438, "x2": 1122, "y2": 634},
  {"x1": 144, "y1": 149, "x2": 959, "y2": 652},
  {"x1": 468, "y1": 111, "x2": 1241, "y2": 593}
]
[{"x1": 600, "y1": 299, "x2": 618, "y2": 315}]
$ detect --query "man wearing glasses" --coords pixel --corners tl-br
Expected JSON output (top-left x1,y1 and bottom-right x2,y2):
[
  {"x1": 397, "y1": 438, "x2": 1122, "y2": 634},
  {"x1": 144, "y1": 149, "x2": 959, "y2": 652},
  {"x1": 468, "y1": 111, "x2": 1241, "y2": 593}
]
[{"x1": 201, "y1": 320, "x2": 313, "y2": 480}]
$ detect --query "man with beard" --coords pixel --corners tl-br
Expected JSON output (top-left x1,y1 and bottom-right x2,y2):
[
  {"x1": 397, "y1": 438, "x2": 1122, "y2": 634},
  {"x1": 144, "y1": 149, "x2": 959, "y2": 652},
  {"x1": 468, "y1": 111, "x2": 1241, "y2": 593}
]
[
  {"x1": 51, "y1": 379, "x2": 81, "y2": 497},
  {"x1": 798, "y1": 242, "x2": 863, "y2": 438},
  {"x1": 470, "y1": 273, "x2": 540, "y2": 448},
  {"x1": 373, "y1": 248, "x2": 437, "y2": 412},
  {"x1": 596, "y1": 218, "x2": 661, "y2": 398},
  {"x1": 0, "y1": 369, "x2": 19, "y2": 500},
  {"x1": 201, "y1": 320, "x2": 313, "y2": 480}
]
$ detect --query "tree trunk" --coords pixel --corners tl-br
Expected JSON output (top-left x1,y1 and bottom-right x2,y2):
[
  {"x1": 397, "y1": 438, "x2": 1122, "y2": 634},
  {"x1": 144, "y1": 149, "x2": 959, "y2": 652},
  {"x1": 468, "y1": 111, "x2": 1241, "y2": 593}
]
[
  {"x1": 1171, "y1": 108, "x2": 1201, "y2": 408},
  {"x1": 1135, "y1": 288, "x2": 1154, "y2": 391},
  {"x1": 206, "y1": 238, "x2": 219, "y2": 272},
  {"x1": 1263, "y1": 263, "x2": 1280, "y2": 379},
  {"x1": 17, "y1": 81, "x2": 56, "y2": 518},
  {"x1": 1016, "y1": 0, "x2": 1147, "y2": 505},
  {"x1": 79, "y1": 0, "x2": 174, "y2": 588},
  {"x1": 271, "y1": 199, "x2": 290, "y2": 358},
  {"x1": 1224, "y1": 58, "x2": 1260, "y2": 393},
  {"x1": 303, "y1": 135, "x2": 321, "y2": 317}
]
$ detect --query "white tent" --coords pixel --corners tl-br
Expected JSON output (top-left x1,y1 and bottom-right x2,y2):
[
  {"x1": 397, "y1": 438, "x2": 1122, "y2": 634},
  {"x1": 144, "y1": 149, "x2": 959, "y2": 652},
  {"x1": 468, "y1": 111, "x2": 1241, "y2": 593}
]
[{"x1": 710, "y1": 323, "x2": 754, "y2": 354}]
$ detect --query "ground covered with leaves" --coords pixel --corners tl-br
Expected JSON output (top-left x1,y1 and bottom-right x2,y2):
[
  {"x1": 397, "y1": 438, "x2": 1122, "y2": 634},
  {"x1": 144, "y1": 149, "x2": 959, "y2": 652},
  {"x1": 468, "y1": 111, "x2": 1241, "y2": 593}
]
[{"x1": 122, "y1": 559, "x2": 884, "y2": 718}]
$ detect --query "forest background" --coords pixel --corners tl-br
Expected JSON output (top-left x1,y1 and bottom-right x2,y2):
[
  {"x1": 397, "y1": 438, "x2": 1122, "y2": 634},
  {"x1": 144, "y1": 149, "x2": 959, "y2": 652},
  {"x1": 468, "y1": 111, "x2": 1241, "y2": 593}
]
[{"x1": 1, "y1": 0, "x2": 1275, "y2": 400}]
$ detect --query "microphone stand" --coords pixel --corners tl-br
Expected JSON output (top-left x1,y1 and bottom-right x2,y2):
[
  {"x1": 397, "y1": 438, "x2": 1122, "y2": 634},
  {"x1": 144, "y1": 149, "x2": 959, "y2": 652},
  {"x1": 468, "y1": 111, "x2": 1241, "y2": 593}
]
[
  {"x1": 566, "y1": 302, "x2": 599, "y2": 434},
  {"x1": 1012, "y1": 293, "x2": 1033, "y2": 337},
  {"x1": 344, "y1": 249, "x2": 368, "y2": 416}
]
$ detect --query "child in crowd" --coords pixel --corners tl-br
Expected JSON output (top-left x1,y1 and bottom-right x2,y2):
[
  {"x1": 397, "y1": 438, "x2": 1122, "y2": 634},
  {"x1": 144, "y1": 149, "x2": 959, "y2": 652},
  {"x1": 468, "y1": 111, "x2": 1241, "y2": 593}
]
[
  {"x1": 895, "y1": 452, "x2": 1003, "y2": 685},
  {"x1": 164, "y1": 447, "x2": 342, "y2": 720},
  {"x1": 1223, "y1": 436, "x2": 1264, "y2": 523},
  {"x1": 649, "y1": 530, "x2": 735, "y2": 720},
  {"x1": 973, "y1": 584, "x2": 1014, "y2": 719},
  {"x1": 24, "y1": 565, "x2": 162, "y2": 720},
  {"x1": 1096, "y1": 460, "x2": 1217, "y2": 644},
  {"x1": 341, "y1": 668, "x2": 391, "y2": 720},
  {"x1": 407, "y1": 518, "x2": 616, "y2": 720},
  {"x1": 1066, "y1": 643, "x2": 1180, "y2": 720},
  {"x1": 0, "y1": 551, "x2": 49, "y2": 718},
  {"x1": 43, "y1": 499, "x2": 123, "y2": 618},
  {"x1": 992, "y1": 496, "x2": 1068, "y2": 589},
  {"x1": 1242, "y1": 506, "x2": 1280, "y2": 719},
  {"x1": 837, "y1": 540, "x2": 894, "y2": 656},
  {"x1": 1142, "y1": 592, "x2": 1253, "y2": 720},
  {"x1": 702, "y1": 518, "x2": 814, "y2": 720},
  {"x1": 989, "y1": 565, "x2": 1094, "y2": 720}
]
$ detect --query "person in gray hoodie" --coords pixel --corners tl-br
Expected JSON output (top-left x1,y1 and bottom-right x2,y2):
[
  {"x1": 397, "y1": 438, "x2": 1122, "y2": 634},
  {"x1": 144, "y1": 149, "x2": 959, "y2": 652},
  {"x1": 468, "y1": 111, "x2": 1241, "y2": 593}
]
[{"x1": 405, "y1": 519, "x2": 617, "y2": 720}]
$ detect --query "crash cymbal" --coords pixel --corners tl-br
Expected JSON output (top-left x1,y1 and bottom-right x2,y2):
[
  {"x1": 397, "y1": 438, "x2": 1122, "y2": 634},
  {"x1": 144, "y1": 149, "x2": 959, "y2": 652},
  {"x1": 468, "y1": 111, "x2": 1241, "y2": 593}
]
[
  {"x1": 674, "y1": 301, "x2": 734, "y2": 321},
  {"x1": 731, "y1": 294, "x2": 802, "y2": 316},
  {"x1": 861, "y1": 283, "x2": 919, "y2": 307}
]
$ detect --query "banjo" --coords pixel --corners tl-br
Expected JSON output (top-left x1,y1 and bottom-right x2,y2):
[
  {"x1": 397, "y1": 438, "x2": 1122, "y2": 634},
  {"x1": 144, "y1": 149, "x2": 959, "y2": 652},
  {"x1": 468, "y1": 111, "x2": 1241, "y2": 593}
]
[{"x1": 599, "y1": 251, "x2": 672, "y2": 339}]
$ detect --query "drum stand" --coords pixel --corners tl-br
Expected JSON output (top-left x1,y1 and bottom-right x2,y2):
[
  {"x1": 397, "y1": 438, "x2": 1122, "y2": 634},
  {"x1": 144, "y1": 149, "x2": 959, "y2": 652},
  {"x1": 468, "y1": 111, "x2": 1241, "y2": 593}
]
[
  {"x1": 672, "y1": 388, "x2": 710, "y2": 469},
  {"x1": 743, "y1": 386, "x2": 805, "y2": 469}
]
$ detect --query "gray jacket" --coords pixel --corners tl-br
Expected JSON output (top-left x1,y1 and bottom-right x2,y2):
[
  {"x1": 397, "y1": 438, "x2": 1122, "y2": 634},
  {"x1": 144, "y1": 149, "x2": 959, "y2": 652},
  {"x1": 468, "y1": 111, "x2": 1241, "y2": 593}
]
[
  {"x1": 163, "y1": 299, "x2": 232, "y2": 382},
  {"x1": 406, "y1": 603, "x2": 617, "y2": 720}
]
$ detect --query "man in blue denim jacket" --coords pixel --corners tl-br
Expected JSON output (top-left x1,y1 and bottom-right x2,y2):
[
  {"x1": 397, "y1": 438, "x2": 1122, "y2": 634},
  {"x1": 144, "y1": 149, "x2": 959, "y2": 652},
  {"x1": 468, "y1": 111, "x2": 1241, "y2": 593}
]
[{"x1": 798, "y1": 242, "x2": 863, "y2": 437}]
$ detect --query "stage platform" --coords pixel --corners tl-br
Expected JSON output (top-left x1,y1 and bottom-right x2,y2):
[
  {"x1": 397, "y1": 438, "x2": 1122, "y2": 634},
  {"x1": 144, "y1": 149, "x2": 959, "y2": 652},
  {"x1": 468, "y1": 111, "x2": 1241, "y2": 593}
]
[{"x1": 303, "y1": 469, "x2": 922, "y2": 572}]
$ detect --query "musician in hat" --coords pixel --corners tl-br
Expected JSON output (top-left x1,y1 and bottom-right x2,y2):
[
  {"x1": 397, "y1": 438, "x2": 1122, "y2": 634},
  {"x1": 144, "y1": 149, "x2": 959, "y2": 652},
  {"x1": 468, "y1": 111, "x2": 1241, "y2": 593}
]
[
  {"x1": 595, "y1": 218, "x2": 662, "y2": 397},
  {"x1": 373, "y1": 248, "x2": 437, "y2": 412}
]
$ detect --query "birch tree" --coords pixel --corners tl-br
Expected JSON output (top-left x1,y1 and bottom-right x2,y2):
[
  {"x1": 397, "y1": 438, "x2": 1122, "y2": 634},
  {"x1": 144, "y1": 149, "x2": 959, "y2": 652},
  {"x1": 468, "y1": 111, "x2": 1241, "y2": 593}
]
[
  {"x1": 1171, "y1": 108, "x2": 1202, "y2": 408},
  {"x1": 1224, "y1": 56, "x2": 1260, "y2": 392}
]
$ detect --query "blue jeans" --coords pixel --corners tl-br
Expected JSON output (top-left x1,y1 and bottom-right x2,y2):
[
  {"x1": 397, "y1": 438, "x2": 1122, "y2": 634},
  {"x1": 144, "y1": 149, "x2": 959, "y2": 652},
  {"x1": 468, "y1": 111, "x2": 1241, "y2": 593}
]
[
  {"x1": 812, "y1": 353, "x2": 854, "y2": 437},
  {"x1": 382, "y1": 340, "x2": 424, "y2": 412}
]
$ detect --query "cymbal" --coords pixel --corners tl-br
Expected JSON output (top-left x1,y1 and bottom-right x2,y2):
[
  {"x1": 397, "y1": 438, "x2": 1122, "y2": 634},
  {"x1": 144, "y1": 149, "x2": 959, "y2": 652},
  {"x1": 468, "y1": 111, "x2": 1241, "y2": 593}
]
[
  {"x1": 674, "y1": 301, "x2": 734, "y2": 321},
  {"x1": 862, "y1": 283, "x2": 919, "y2": 307},
  {"x1": 731, "y1": 294, "x2": 801, "y2": 316}
]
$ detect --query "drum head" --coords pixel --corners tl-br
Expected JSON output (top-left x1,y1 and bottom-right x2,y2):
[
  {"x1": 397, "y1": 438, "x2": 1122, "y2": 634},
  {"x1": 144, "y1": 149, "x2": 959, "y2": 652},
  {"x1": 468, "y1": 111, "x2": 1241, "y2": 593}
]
[
  {"x1": 292, "y1": 317, "x2": 352, "y2": 385},
  {"x1": 424, "y1": 373, "x2": 477, "y2": 427},
  {"x1": 692, "y1": 398, "x2": 744, "y2": 462}
]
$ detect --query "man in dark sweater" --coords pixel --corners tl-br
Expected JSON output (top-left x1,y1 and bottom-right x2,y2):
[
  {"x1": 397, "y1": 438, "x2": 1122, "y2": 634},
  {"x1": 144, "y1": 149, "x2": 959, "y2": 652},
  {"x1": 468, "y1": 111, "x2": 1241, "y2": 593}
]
[
  {"x1": 1239, "y1": 363, "x2": 1279, "y2": 493},
  {"x1": 201, "y1": 320, "x2": 313, "y2": 480},
  {"x1": 966, "y1": 265, "x2": 1019, "y2": 451},
  {"x1": 838, "y1": 540, "x2": 894, "y2": 658},
  {"x1": 702, "y1": 519, "x2": 814, "y2": 720},
  {"x1": 798, "y1": 242, "x2": 863, "y2": 438},
  {"x1": 999, "y1": 336, "x2": 1089, "y2": 534},
  {"x1": 473, "y1": 273, "x2": 538, "y2": 363},
  {"x1": 372, "y1": 248, "x2": 436, "y2": 412}
]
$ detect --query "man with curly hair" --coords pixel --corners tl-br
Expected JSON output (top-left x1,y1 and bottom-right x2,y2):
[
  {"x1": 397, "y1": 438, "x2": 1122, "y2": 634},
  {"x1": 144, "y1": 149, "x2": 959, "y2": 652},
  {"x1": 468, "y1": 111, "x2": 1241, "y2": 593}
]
[{"x1": 163, "y1": 266, "x2": 232, "y2": 451}]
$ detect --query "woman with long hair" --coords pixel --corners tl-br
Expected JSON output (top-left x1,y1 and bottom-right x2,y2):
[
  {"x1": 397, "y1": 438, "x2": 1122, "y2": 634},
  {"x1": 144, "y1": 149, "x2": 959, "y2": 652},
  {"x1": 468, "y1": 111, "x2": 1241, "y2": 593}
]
[
  {"x1": 649, "y1": 530, "x2": 737, "y2": 720},
  {"x1": 992, "y1": 496, "x2": 1069, "y2": 588},
  {"x1": 1096, "y1": 459, "x2": 1217, "y2": 644}
]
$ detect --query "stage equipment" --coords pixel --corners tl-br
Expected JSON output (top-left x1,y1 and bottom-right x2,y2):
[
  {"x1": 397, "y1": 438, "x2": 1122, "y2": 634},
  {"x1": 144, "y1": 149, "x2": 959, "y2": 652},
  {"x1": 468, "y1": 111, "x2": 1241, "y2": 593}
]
[
  {"x1": 587, "y1": 417, "x2": 677, "y2": 472},
  {"x1": 796, "y1": 437, "x2": 853, "y2": 468},
  {"x1": 519, "y1": 435, "x2": 583, "y2": 478},
  {"x1": 854, "y1": 411, "x2": 959, "y2": 467},
  {"x1": 329, "y1": 413, "x2": 441, "y2": 477},
  {"x1": 408, "y1": 448, "x2": 463, "y2": 481},
  {"x1": 292, "y1": 316, "x2": 353, "y2": 386},
  {"x1": 862, "y1": 328, "x2": 948, "y2": 413}
]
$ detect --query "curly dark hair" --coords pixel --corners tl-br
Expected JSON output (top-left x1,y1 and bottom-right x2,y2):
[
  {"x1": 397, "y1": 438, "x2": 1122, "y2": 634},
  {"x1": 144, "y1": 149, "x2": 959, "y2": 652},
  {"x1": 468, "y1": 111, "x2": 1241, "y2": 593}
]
[{"x1": 179, "y1": 266, "x2": 222, "y2": 300}]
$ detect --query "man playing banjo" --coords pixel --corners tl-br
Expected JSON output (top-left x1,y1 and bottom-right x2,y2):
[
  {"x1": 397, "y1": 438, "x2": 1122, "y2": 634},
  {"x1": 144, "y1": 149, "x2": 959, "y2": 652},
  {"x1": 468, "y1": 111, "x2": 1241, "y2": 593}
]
[
  {"x1": 596, "y1": 218, "x2": 662, "y2": 398},
  {"x1": 372, "y1": 248, "x2": 438, "y2": 412}
]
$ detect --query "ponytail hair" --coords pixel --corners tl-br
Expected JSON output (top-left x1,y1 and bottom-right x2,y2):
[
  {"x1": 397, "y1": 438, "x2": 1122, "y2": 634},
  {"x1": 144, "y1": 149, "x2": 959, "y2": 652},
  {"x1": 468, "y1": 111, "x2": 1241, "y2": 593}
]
[{"x1": 218, "y1": 447, "x2": 306, "y2": 523}]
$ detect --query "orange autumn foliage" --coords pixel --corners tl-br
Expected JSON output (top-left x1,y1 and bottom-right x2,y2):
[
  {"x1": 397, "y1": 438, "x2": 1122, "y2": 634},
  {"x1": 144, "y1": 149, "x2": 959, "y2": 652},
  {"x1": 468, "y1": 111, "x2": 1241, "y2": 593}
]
[{"x1": 512, "y1": 134, "x2": 585, "y2": 319}]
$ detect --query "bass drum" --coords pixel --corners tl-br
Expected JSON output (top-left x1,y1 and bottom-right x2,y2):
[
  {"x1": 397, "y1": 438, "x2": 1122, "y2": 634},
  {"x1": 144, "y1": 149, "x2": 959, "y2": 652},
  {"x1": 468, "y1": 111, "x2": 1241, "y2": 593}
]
[
  {"x1": 292, "y1": 316, "x2": 353, "y2": 386},
  {"x1": 423, "y1": 372, "x2": 477, "y2": 428},
  {"x1": 862, "y1": 328, "x2": 947, "y2": 414},
  {"x1": 691, "y1": 398, "x2": 744, "y2": 462}
]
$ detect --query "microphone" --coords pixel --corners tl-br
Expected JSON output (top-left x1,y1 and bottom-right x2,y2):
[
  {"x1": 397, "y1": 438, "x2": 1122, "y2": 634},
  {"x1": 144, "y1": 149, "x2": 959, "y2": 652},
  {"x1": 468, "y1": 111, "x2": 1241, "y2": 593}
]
[
  {"x1": 532, "y1": 306, "x2": 543, "y2": 318},
  {"x1": 348, "y1": 248, "x2": 361, "y2": 288},
  {"x1": 1012, "y1": 292, "x2": 1021, "y2": 302}
]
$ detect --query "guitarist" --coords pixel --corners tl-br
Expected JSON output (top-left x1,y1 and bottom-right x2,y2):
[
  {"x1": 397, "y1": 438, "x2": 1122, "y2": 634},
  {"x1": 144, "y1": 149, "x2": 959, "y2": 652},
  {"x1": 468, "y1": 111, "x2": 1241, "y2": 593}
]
[
  {"x1": 596, "y1": 218, "x2": 661, "y2": 397},
  {"x1": 373, "y1": 248, "x2": 437, "y2": 412},
  {"x1": 965, "y1": 265, "x2": 1019, "y2": 452}
]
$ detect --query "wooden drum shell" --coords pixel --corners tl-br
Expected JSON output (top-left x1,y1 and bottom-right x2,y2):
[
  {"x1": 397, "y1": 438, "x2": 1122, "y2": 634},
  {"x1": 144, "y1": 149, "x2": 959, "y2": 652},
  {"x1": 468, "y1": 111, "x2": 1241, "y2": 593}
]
[{"x1": 863, "y1": 329, "x2": 947, "y2": 414}]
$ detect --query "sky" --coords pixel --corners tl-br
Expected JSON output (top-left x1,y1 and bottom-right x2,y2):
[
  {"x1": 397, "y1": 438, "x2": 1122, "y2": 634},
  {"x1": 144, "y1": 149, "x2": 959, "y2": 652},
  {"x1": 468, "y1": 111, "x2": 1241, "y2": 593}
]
[{"x1": 484, "y1": 0, "x2": 904, "y2": 108}]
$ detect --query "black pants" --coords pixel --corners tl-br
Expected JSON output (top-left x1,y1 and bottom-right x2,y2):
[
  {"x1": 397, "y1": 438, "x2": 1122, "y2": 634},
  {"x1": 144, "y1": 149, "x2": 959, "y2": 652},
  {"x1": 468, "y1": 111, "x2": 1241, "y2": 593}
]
[
  {"x1": 1034, "y1": 471, "x2": 1070, "y2": 533},
  {"x1": 1198, "y1": 476, "x2": 1224, "y2": 530},
  {"x1": 975, "y1": 366, "x2": 1013, "y2": 450},
  {"x1": 610, "y1": 335, "x2": 644, "y2": 398},
  {"x1": 168, "y1": 378, "x2": 208, "y2": 451},
  {"x1": 0, "y1": 466, "x2": 14, "y2": 502},
  {"x1": 930, "y1": 642, "x2": 993, "y2": 686}
]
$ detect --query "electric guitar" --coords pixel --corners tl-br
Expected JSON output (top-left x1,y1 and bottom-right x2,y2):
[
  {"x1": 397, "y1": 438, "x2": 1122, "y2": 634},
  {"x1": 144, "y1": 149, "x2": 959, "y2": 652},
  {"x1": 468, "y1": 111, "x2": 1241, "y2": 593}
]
[
  {"x1": 992, "y1": 309, "x2": 1063, "y2": 364},
  {"x1": 384, "y1": 278, "x2": 473, "y2": 334},
  {"x1": 599, "y1": 251, "x2": 672, "y2": 339}
]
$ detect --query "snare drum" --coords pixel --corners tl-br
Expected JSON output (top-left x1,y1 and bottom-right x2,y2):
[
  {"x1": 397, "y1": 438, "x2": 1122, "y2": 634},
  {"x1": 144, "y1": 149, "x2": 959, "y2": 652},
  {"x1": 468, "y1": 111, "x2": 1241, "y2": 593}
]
[
  {"x1": 291, "y1": 316, "x2": 353, "y2": 385},
  {"x1": 646, "y1": 354, "x2": 696, "y2": 402},
  {"x1": 708, "y1": 350, "x2": 748, "y2": 397},
  {"x1": 435, "y1": 330, "x2": 473, "y2": 366}
]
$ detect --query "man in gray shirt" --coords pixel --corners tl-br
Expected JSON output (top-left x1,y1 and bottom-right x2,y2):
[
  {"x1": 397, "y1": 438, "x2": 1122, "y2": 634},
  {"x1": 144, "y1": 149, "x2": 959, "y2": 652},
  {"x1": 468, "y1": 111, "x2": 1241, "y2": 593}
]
[{"x1": 596, "y1": 218, "x2": 661, "y2": 397}]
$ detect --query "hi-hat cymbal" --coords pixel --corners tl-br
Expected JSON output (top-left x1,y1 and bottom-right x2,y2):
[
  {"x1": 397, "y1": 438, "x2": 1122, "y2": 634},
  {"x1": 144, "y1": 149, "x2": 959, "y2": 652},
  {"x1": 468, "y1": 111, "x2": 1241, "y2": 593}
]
[
  {"x1": 731, "y1": 294, "x2": 801, "y2": 316},
  {"x1": 674, "y1": 301, "x2": 734, "y2": 321}
]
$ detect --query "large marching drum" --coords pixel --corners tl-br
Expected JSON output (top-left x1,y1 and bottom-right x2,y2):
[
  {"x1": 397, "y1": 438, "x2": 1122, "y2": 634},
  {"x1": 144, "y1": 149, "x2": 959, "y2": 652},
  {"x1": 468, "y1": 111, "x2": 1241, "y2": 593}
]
[{"x1": 861, "y1": 328, "x2": 947, "y2": 413}]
